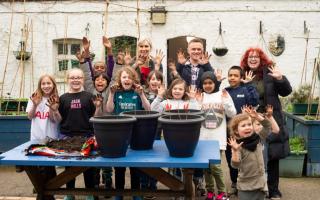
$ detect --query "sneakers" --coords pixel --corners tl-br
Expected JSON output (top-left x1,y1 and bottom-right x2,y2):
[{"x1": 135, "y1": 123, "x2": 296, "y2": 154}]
[
  {"x1": 144, "y1": 196, "x2": 156, "y2": 200},
  {"x1": 228, "y1": 182, "x2": 238, "y2": 196},
  {"x1": 270, "y1": 194, "x2": 281, "y2": 200},
  {"x1": 216, "y1": 192, "x2": 228, "y2": 200},
  {"x1": 63, "y1": 195, "x2": 75, "y2": 200},
  {"x1": 206, "y1": 191, "x2": 215, "y2": 200}
]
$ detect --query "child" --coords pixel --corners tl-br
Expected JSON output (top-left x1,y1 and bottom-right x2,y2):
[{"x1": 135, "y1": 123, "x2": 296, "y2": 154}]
[
  {"x1": 228, "y1": 111, "x2": 272, "y2": 200},
  {"x1": 224, "y1": 65, "x2": 259, "y2": 194},
  {"x1": 198, "y1": 71, "x2": 236, "y2": 200},
  {"x1": 106, "y1": 66, "x2": 150, "y2": 200},
  {"x1": 173, "y1": 39, "x2": 221, "y2": 90},
  {"x1": 49, "y1": 68, "x2": 98, "y2": 200},
  {"x1": 151, "y1": 78, "x2": 200, "y2": 112},
  {"x1": 26, "y1": 74, "x2": 59, "y2": 140}
]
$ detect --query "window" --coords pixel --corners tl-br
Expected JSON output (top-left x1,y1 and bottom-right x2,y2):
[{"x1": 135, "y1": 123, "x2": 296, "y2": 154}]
[{"x1": 53, "y1": 39, "x2": 81, "y2": 77}]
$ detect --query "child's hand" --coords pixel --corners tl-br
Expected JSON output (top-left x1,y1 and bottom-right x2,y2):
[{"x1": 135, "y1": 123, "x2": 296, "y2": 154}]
[
  {"x1": 124, "y1": 48, "x2": 132, "y2": 66},
  {"x1": 199, "y1": 51, "x2": 212, "y2": 65},
  {"x1": 110, "y1": 83, "x2": 120, "y2": 94},
  {"x1": 92, "y1": 93, "x2": 103, "y2": 108},
  {"x1": 102, "y1": 36, "x2": 112, "y2": 49},
  {"x1": 82, "y1": 37, "x2": 90, "y2": 54},
  {"x1": 168, "y1": 62, "x2": 177, "y2": 72},
  {"x1": 186, "y1": 86, "x2": 197, "y2": 99},
  {"x1": 195, "y1": 89, "x2": 203, "y2": 103},
  {"x1": 157, "y1": 84, "x2": 166, "y2": 98},
  {"x1": 241, "y1": 70, "x2": 256, "y2": 84},
  {"x1": 214, "y1": 69, "x2": 226, "y2": 82},
  {"x1": 136, "y1": 55, "x2": 146, "y2": 67},
  {"x1": 177, "y1": 48, "x2": 187, "y2": 64},
  {"x1": 228, "y1": 137, "x2": 243, "y2": 151},
  {"x1": 151, "y1": 49, "x2": 165, "y2": 68},
  {"x1": 75, "y1": 50, "x2": 86, "y2": 62},
  {"x1": 134, "y1": 83, "x2": 144, "y2": 95},
  {"x1": 265, "y1": 104, "x2": 274, "y2": 118},
  {"x1": 221, "y1": 89, "x2": 229, "y2": 99},
  {"x1": 46, "y1": 95, "x2": 59, "y2": 111},
  {"x1": 268, "y1": 64, "x2": 283, "y2": 80},
  {"x1": 30, "y1": 92, "x2": 41, "y2": 106}
]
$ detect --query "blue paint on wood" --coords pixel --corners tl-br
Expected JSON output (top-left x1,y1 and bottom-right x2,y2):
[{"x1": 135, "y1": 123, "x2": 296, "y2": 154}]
[
  {"x1": 0, "y1": 140, "x2": 220, "y2": 168},
  {"x1": 0, "y1": 116, "x2": 30, "y2": 152}
]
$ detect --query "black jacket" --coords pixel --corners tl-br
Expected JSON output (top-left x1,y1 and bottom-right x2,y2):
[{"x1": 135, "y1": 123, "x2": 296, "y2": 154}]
[{"x1": 259, "y1": 67, "x2": 292, "y2": 160}]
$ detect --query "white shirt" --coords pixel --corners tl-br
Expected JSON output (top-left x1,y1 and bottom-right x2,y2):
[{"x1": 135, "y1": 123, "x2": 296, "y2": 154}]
[{"x1": 26, "y1": 97, "x2": 58, "y2": 140}]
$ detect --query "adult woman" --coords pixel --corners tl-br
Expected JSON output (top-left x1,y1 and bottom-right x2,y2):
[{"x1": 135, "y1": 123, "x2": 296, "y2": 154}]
[
  {"x1": 132, "y1": 39, "x2": 163, "y2": 85},
  {"x1": 240, "y1": 47, "x2": 292, "y2": 199}
]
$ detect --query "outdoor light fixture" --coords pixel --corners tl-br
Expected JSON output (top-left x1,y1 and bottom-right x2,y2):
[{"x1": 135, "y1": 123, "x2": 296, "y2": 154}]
[{"x1": 150, "y1": 6, "x2": 167, "y2": 24}]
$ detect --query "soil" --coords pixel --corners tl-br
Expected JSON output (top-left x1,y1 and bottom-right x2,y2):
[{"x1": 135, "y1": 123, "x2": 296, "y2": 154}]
[{"x1": 47, "y1": 136, "x2": 86, "y2": 152}]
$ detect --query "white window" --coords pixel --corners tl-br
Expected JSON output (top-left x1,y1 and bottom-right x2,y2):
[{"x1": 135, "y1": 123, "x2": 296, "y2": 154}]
[{"x1": 53, "y1": 39, "x2": 81, "y2": 78}]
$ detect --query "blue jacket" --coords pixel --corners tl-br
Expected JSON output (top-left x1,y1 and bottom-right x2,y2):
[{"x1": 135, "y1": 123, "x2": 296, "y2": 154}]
[{"x1": 225, "y1": 83, "x2": 259, "y2": 114}]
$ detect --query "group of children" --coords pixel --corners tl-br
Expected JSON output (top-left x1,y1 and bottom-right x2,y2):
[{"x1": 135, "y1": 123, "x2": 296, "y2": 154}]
[{"x1": 26, "y1": 37, "x2": 282, "y2": 200}]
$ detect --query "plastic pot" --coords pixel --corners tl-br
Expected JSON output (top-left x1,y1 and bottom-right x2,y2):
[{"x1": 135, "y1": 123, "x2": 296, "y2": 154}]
[
  {"x1": 121, "y1": 110, "x2": 161, "y2": 150},
  {"x1": 90, "y1": 115, "x2": 136, "y2": 158},
  {"x1": 159, "y1": 114, "x2": 204, "y2": 157}
]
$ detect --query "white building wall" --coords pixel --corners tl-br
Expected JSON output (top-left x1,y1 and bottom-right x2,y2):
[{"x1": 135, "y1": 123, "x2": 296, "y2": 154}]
[{"x1": 0, "y1": 0, "x2": 319, "y2": 97}]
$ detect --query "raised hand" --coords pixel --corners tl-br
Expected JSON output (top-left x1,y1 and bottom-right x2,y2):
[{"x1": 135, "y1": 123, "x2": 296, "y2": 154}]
[
  {"x1": 195, "y1": 89, "x2": 203, "y2": 103},
  {"x1": 221, "y1": 89, "x2": 229, "y2": 99},
  {"x1": 82, "y1": 37, "x2": 90, "y2": 54},
  {"x1": 110, "y1": 83, "x2": 120, "y2": 94},
  {"x1": 157, "y1": 84, "x2": 166, "y2": 98},
  {"x1": 265, "y1": 104, "x2": 274, "y2": 118},
  {"x1": 177, "y1": 48, "x2": 187, "y2": 64},
  {"x1": 135, "y1": 54, "x2": 147, "y2": 67},
  {"x1": 152, "y1": 49, "x2": 165, "y2": 66},
  {"x1": 133, "y1": 83, "x2": 144, "y2": 95},
  {"x1": 228, "y1": 137, "x2": 243, "y2": 151},
  {"x1": 30, "y1": 92, "x2": 41, "y2": 106},
  {"x1": 241, "y1": 70, "x2": 256, "y2": 84},
  {"x1": 214, "y1": 69, "x2": 225, "y2": 82},
  {"x1": 186, "y1": 86, "x2": 197, "y2": 99},
  {"x1": 168, "y1": 61, "x2": 177, "y2": 72},
  {"x1": 75, "y1": 50, "x2": 87, "y2": 62},
  {"x1": 102, "y1": 36, "x2": 112, "y2": 49},
  {"x1": 268, "y1": 64, "x2": 283, "y2": 80},
  {"x1": 199, "y1": 51, "x2": 212, "y2": 65},
  {"x1": 46, "y1": 95, "x2": 59, "y2": 111},
  {"x1": 92, "y1": 93, "x2": 103, "y2": 108},
  {"x1": 124, "y1": 48, "x2": 132, "y2": 66}
]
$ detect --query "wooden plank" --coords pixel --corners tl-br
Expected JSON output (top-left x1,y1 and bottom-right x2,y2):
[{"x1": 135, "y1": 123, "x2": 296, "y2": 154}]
[
  {"x1": 44, "y1": 188, "x2": 184, "y2": 197},
  {"x1": 139, "y1": 168, "x2": 184, "y2": 191},
  {"x1": 46, "y1": 167, "x2": 88, "y2": 189},
  {"x1": 183, "y1": 168, "x2": 195, "y2": 200},
  {"x1": 24, "y1": 166, "x2": 45, "y2": 192}
]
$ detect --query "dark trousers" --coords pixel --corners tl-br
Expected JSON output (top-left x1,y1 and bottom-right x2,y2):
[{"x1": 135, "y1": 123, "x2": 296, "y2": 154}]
[
  {"x1": 267, "y1": 159, "x2": 281, "y2": 197},
  {"x1": 225, "y1": 142, "x2": 238, "y2": 184},
  {"x1": 115, "y1": 167, "x2": 140, "y2": 190},
  {"x1": 66, "y1": 167, "x2": 96, "y2": 189}
]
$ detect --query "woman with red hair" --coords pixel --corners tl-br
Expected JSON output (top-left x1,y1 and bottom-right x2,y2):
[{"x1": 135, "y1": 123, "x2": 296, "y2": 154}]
[{"x1": 240, "y1": 47, "x2": 292, "y2": 200}]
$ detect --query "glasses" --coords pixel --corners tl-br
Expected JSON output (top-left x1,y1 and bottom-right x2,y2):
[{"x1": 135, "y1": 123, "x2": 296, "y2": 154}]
[
  {"x1": 248, "y1": 56, "x2": 260, "y2": 59},
  {"x1": 68, "y1": 76, "x2": 83, "y2": 80}
]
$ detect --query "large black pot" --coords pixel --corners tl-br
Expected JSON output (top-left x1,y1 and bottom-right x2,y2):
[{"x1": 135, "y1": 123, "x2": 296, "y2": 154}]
[
  {"x1": 121, "y1": 110, "x2": 161, "y2": 150},
  {"x1": 90, "y1": 115, "x2": 136, "y2": 158},
  {"x1": 163, "y1": 109, "x2": 204, "y2": 116},
  {"x1": 159, "y1": 114, "x2": 204, "y2": 157}
]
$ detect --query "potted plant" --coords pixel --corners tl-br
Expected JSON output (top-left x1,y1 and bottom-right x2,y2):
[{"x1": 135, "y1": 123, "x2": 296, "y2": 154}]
[
  {"x1": 120, "y1": 110, "x2": 161, "y2": 150},
  {"x1": 289, "y1": 84, "x2": 319, "y2": 115},
  {"x1": 158, "y1": 114, "x2": 204, "y2": 157},
  {"x1": 279, "y1": 136, "x2": 307, "y2": 177},
  {"x1": 90, "y1": 115, "x2": 136, "y2": 158}
]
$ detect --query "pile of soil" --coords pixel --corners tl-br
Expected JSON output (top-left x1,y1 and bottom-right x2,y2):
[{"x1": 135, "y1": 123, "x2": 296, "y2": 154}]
[{"x1": 47, "y1": 136, "x2": 86, "y2": 152}]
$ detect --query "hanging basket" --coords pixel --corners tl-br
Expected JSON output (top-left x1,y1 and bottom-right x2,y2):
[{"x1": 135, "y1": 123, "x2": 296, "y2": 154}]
[
  {"x1": 212, "y1": 22, "x2": 228, "y2": 57},
  {"x1": 13, "y1": 51, "x2": 31, "y2": 61}
]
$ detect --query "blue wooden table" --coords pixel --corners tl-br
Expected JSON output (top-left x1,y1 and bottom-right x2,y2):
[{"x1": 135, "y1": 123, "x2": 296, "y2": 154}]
[{"x1": 0, "y1": 140, "x2": 220, "y2": 200}]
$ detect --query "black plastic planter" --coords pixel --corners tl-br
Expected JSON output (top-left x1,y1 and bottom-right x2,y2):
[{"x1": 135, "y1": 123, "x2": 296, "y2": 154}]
[
  {"x1": 163, "y1": 109, "x2": 204, "y2": 116},
  {"x1": 159, "y1": 114, "x2": 204, "y2": 157},
  {"x1": 121, "y1": 110, "x2": 161, "y2": 150},
  {"x1": 90, "y1": 115, "x2": 136, "y2": 158},
  {"x1": 212, "y1": 47, "x2": 228, "y2": 57}
]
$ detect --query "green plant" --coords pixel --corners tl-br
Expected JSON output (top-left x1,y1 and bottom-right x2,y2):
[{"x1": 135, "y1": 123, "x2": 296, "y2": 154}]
[
  {"x1": 289, "y1": 84, "x2": 319, "y2": 104},
  {"x1": 289, "y1": 136, "x2": 307, "y2": 155}
]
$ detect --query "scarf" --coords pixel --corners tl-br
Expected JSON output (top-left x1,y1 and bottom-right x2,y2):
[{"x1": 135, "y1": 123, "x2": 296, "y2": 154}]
[{"x1": 237, "y1": 133, "x2": 260, "y2": 152}]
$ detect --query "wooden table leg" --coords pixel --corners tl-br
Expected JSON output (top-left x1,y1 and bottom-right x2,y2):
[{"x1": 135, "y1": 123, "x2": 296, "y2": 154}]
[
  {"x1": 182, "y1": 168, "x2": 195, "y2": 200},
  {"x1": 24, "y1": 166, "x2": 56, "y2": 200}
]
